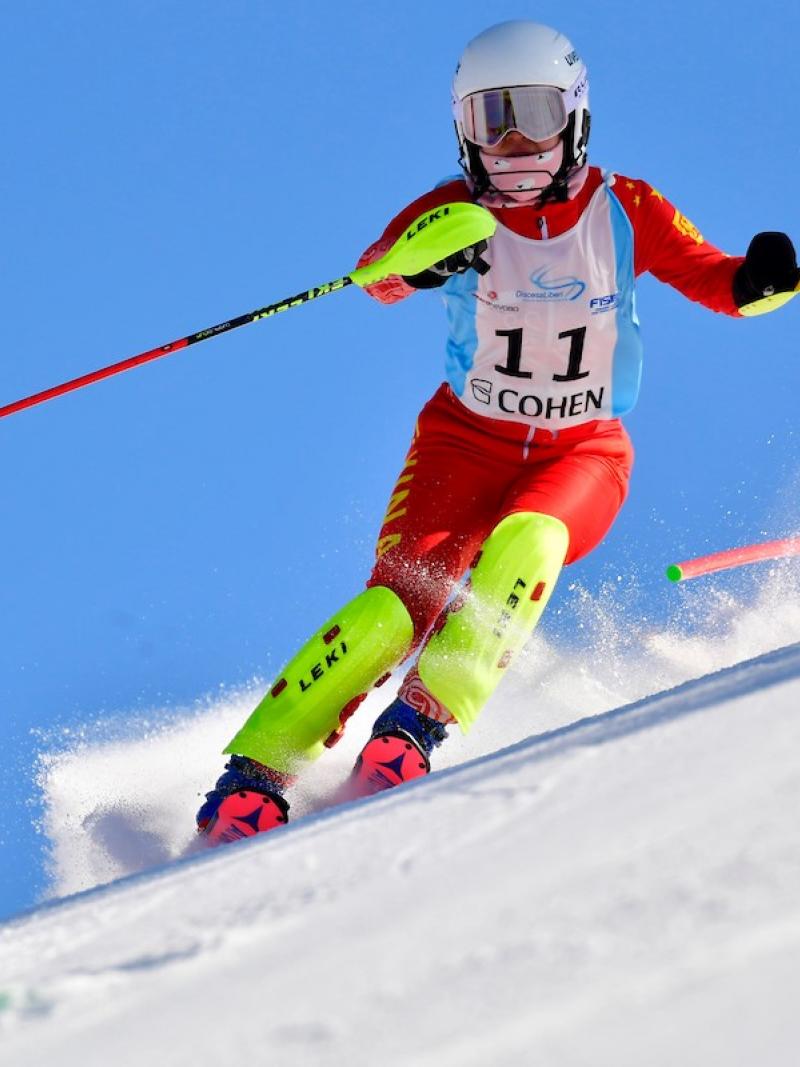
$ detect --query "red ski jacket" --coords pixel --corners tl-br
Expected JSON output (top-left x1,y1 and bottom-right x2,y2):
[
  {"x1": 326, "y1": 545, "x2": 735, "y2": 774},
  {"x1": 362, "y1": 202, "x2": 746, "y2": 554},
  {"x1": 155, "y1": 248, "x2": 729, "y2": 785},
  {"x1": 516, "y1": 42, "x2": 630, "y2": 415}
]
[{"x1": 358, "y1": 168, "x2": 744, "y2": 315}]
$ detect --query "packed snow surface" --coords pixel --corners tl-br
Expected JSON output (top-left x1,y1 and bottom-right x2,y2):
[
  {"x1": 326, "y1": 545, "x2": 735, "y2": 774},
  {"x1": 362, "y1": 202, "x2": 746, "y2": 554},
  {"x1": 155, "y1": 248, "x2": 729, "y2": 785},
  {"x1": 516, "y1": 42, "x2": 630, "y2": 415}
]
[
  {"x1": 30, "y1": 562, "x2": 800, "y2": 899},
  {"x1": 1, "y1": 566, "x2": 799, "y2": 1065}
]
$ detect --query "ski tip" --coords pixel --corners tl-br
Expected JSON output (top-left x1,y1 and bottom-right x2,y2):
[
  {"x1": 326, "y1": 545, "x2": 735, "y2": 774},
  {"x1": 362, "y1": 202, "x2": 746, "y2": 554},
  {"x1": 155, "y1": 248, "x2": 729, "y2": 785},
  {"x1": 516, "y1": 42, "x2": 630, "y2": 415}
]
[{"x1": 665, "y1": 564, "x2": 684, "y2": 583}]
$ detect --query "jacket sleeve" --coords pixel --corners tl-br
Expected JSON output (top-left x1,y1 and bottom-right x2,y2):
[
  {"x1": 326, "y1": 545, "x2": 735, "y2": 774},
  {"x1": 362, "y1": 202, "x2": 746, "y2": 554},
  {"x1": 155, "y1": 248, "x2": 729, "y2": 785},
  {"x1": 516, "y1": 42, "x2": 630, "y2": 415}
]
[
  {"x1": 613, "y1": 175, "x2": 745, "y2": 317},
  {"x1": 356, "y1": 179, "x2": 472, "y2": 304}
]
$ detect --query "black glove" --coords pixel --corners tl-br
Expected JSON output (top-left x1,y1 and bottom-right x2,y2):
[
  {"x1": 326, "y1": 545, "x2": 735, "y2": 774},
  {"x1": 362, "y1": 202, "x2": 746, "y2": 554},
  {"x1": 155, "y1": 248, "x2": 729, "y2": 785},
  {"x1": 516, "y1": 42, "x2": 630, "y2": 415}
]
[
  {"x1": 733, "y1": 231, "x2": 800, "y2": 307},
  {"x1": 403, "y1": 240, "x2": 490, "y2": 289}
]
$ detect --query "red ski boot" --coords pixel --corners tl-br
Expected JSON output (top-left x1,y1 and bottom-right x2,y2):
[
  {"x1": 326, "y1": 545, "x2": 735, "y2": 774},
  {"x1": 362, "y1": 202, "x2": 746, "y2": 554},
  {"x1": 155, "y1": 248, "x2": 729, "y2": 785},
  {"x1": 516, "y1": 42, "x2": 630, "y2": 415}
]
[
  {"x1": 347, "y1": 697, "x2": 448, "y2": 799},
  {"x1": 197, "y1": 755, "x2": 290, "y2": 845},
  {"x1": 350, "y1": 731, "x2": 430, "y2": 797}
]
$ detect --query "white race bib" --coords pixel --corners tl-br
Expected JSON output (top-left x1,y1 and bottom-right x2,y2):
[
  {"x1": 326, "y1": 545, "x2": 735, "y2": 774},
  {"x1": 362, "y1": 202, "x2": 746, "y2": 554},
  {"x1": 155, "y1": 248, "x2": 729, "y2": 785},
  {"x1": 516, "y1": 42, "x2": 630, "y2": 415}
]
[{"x1": 441, "y1": 175, "x2": 642, "y2": 429}]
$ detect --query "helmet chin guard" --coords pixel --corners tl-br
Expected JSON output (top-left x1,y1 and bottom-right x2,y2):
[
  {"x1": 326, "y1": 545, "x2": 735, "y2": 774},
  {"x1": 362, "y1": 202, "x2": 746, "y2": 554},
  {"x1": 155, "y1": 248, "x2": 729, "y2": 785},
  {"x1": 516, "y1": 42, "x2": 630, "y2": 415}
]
[{"x1": 477, "y1": 142, "x2": 566, "y2": 203}]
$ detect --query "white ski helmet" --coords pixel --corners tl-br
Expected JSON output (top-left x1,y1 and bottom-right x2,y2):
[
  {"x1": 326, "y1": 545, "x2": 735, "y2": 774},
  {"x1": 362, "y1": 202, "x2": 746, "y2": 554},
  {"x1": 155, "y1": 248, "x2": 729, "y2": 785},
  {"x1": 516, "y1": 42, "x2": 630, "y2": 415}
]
[{"x1": 452, "y1": 21, "x2": 590, "y2": 201}]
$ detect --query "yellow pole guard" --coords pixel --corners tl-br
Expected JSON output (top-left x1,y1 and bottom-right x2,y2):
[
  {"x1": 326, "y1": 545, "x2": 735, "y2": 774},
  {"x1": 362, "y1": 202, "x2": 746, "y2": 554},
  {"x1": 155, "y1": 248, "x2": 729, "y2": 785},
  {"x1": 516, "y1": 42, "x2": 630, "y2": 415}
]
[
  {"x1": 225, "y1": 586, "x2": 413, "y2": 773},
  {"x1": 417, "y1": 512, "x2": 569, "y2": 732}
]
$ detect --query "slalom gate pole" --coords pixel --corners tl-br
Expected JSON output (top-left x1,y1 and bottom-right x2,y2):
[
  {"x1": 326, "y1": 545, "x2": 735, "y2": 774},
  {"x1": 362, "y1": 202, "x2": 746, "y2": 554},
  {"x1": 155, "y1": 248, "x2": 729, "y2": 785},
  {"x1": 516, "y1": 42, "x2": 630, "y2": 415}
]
[
  {"x1": 0, "y1": 202, "x2": 496, "y2": 422},
  {"x1": 666, "y1": 536, "x2": 800, "y2": 582}
]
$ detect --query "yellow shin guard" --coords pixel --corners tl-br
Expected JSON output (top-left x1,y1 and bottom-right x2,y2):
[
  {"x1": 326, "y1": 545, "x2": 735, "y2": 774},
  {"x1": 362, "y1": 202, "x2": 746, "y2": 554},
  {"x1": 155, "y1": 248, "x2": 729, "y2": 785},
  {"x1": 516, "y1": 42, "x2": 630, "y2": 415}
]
[
  {"x1": 417, "y1": 512, "x2": 569, "y2": 731},
  {"x1": 225, "y1": 586, "x2": 414, "y2": 774}
]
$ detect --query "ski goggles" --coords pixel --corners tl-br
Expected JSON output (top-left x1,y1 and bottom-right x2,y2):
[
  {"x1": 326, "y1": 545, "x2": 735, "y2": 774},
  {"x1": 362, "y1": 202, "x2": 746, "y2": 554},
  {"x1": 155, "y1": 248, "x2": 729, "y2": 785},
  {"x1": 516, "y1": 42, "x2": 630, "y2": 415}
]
[{"x1": 459, "y1": 74, "x2": 587, "y2": 148}]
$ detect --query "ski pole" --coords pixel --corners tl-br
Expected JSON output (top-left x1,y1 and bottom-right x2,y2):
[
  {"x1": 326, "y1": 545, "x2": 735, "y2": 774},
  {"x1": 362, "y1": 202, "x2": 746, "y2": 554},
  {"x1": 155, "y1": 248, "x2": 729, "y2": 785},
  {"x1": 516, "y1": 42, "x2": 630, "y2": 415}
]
[
  {"x1": 0, "y1": 202, "x2": 496, "y2": 421},
  {"x1": 666, "y1": 535, "x2": 800, "y2": 582}
]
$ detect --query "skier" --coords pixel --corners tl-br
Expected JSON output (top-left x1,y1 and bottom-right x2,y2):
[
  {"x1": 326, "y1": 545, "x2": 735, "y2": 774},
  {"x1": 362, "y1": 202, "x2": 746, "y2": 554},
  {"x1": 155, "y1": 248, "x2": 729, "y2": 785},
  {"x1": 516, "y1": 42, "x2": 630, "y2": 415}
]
[{"x1": 197, "y1": 20, "x2": 799, "y2": 843}]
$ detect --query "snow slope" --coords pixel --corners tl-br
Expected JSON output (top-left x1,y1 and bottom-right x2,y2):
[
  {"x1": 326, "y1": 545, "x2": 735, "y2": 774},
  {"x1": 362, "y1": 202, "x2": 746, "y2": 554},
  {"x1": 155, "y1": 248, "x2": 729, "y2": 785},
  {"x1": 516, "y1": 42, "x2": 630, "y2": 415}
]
[
  {"x1": 31, "y1": 562, "x2": 800, "y2": 900},
  {"x1": 2, "y1": 635, "x2": 800, "y2": 1066}
]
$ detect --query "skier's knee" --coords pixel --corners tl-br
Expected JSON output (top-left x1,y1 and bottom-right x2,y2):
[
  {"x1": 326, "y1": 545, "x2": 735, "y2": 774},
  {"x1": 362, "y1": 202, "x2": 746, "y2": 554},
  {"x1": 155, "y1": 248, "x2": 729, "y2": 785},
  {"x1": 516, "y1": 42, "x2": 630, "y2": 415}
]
[
  {"x1": 474, "y1": 511, "x2": 570, "y2": 575},
  {"x1": 367, "y1": 571, "x2": 452, "y2": 649}
]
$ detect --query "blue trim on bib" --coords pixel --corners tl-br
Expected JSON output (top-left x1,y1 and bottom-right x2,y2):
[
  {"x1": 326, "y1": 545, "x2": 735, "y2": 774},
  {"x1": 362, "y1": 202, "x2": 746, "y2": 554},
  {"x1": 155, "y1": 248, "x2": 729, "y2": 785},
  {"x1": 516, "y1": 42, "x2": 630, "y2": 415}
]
[
  {"x1": 607, "y1": 188, "x2": 643, "y2": 415},
  {"x1": 441, "y1": 271, "x2": 479, "y2": 398}
]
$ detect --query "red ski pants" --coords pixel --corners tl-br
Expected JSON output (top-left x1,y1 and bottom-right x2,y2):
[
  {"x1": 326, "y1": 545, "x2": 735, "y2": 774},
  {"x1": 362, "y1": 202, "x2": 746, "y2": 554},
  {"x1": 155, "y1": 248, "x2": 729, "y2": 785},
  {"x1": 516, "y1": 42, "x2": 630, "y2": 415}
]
[{"x1": 368, "y1": 384, "x2": 634, "y2": 644}]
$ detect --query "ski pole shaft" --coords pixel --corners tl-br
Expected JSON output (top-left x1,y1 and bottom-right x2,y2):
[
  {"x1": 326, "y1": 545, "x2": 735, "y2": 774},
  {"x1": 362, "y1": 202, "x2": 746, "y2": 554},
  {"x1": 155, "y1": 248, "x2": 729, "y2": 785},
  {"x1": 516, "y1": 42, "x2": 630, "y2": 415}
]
[
  {"x1": 0, "y1": 201, "x2": 496, "y2": 422},
  {"x1": 0, "y1": 276, "x2": 353, "y2": 421},
  {"x1": 666, "y1": 536, "x2": 800, "y2": 581}
]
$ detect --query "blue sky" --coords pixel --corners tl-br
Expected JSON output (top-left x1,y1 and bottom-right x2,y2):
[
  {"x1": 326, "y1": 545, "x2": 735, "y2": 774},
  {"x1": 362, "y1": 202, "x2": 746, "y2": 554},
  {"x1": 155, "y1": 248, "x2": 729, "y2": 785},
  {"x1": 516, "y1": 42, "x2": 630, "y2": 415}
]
[{"x1": 1, "y1": 0, "x2": 798, "y2": 919}]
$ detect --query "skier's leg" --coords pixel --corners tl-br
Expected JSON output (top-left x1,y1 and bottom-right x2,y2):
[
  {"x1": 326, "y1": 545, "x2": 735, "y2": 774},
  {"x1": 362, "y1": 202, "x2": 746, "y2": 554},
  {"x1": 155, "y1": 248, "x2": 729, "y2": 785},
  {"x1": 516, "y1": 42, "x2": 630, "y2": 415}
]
[
  {"x1": 349, "y1": 511, "x2": 567, "y2": 795},
  {"x1": 197, "y1": 585, "x2": 415, "y2": 842},
  {"x1": 415, "y1": 429, "x2": 634, "y2": 729},
  {"x1": 353, "y1": 423, "x2": 634, "y2": 793}
]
